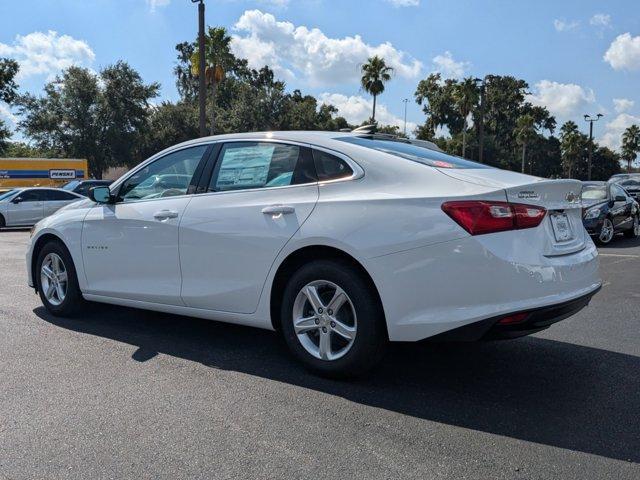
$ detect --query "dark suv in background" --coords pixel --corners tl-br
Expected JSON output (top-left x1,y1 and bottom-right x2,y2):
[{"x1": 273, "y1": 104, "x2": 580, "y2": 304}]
[{"x1": 62, "y1": 179, "x2": 112, "y2": 197}]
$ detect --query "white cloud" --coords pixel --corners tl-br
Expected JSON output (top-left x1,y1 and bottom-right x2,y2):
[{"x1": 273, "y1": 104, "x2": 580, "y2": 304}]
[
  {"x1": 600, "y1": 113, "x2": 640, "y2": 151},
  {"x1": 230, "y1": 10, "x2": 422, "y2": 86},
  {"x1": 0, "y1": 31, "x2": 95, "y2": 80},
  {"x1": 319, "y1": 92, "x2": 416, "y2": 132},
  {"x1": 553, "y1": 19, "x2": 579, "y2": 32},
  {"x1": 590, "y1": 13, "x2": 611, "y2": 28},
  {"x1": 146, "y1": 0, "x2": 170, "y2": 12},
  {"x1": 385, "y1": 0, "x2": 420, "y2": 7},
  {"x1": 604, "y1": 33, "x2": 640, "y2": 71},
  {"x1": 613, "y1": 98, "x2": 634, "y2": 113},
  {"x1": 526, "y1": 80, "x2": 595, "y2": 117},
  {"x1": 431, "y1": 51, "x2": 469, "y2": 79}
]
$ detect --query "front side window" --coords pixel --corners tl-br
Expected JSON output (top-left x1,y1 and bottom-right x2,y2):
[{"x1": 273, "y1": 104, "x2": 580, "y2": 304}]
[
  {"x1": 209, "y1": 142, "x2": 308, "y2": 192},
  {"x1": 20, "y1": 190, "x2": 47, "y2": 202},
  {"x1": 612, "y1": 184, "x2": 628, "y2": 200},
  {"x1": 118, "y1": 145, "x2": 208, "y2": 202}
]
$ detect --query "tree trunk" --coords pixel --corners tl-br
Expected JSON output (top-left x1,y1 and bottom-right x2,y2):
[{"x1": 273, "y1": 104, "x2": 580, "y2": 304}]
[
  {"x1": 629, "y1": 159, "x2": 632, "y2": 173},
  {"x1": 462, "y1": 129, "x2": 467, "y2": 158},
  {"x1": 521, "y1": 144, "x2": 526, "y2": 173},
  {"x1": 372, "y1": 94, "x2": 377, "y2": 123},
  {"x1": 209, "y1": 79, "x2": 217, "y2": 136}
]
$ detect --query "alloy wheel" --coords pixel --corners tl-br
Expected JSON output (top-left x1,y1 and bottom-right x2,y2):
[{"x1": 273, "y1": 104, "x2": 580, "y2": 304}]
[
  {"x1": 292, "y1": 280, "x2": 357, "y2": 361},
  {"x1": 599, "y1": 218, "x2": 614, "y2": 244},
  {"x1": 634, "y1": 216, "x2": 640, "y2": 236},
  {"x1": 40, "y1": 252, "x2": 68, "y2": 306}
]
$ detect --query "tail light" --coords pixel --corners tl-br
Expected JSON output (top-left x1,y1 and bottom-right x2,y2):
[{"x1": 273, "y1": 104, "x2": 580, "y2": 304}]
[{"x1": 441, "y1": 201, "x2": 546, "y2": 235}]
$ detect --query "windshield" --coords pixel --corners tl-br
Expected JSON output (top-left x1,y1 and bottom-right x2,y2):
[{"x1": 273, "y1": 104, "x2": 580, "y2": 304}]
[
  {"x1": 62, "y1": 180, "x2": 81, "y2": 191},
  {"x1": 619, "y1": 179, "x2": 640, "y2": 188},
  {"x1": 581, "y1": 185, "x2": 607, "y2": 200},
  {"x1": 0, "y1": 189, "x2": 17, "y2": 201},
  {"x1": 336, "y1": 136, "x2": 492, "y2": 169}
]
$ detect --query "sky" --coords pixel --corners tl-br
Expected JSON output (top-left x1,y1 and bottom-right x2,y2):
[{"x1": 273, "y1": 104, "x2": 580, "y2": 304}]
[{"x1": 1, "y1": 0, "x2": 639, "y2": 150}]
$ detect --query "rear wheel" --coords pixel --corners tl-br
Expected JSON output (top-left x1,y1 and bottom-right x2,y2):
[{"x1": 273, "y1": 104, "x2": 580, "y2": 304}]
[
  {"x1": 280, "y1": 260, "x2": 387, "y2": 378},
  {"x1": 36, "y1": 241, "x2": 85, "y2": 316},
  {"x1": 596, "y1": 217, "x2": 615, "y2": 245},
  {"x1": 0, "y1": 213, "x2": 5, "y2": 228},
  {"x1": 624, "y1": 215, "x2": 639, "y2": 239}
]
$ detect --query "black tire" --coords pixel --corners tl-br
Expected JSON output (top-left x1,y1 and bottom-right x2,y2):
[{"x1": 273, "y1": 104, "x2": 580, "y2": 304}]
[
  {"x1": 36, "y1": 240, "x2": 85, "y2": 317},
  {"x1": 624, "y1": 215, "x2": 639, "y2": 239},
  {"x1": 0, "y1": 213, "x2": 5, "y2": 228},
  {"x1": 279, "y1": 259, "x2": 387, "y2": 378}
]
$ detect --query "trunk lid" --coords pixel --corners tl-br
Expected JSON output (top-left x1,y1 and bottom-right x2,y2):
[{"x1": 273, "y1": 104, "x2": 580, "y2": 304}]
[{"x1": 438, "y1": 168, "x2": 586, "y2": 255}]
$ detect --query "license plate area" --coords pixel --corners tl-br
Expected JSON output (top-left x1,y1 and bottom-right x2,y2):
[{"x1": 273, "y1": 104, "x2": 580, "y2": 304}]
[{"x1": 549, "y1": 212, "x2": 573, "y2": 242}]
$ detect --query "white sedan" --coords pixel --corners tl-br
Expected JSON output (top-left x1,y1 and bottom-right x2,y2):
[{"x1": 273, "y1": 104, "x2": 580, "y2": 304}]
[
  {"x1": 26, "y1": 131, "x2": 601, "y2": 377},
  {"x1": 0, "y1": 187, "x2": 83, "y2": 228}
]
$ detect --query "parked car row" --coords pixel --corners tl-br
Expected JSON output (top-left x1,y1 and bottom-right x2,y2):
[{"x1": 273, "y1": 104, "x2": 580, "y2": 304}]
[{"x1": 581, "y1": 175, "x2": 640, "y2": 245}]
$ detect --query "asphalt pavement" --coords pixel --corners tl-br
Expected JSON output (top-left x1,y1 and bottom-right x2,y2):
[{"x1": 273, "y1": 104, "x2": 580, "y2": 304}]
[{"x1": 0, "y1": 229, "x2": 638, "y2": 479}]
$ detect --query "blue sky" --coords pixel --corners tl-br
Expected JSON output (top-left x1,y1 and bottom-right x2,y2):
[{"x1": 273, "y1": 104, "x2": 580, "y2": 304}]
[{"x1": 1, "y1": 0, "x2": 639, "y2": 150}]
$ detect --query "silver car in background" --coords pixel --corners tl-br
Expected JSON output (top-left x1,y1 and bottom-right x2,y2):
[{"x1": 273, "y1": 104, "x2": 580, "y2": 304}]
[{"x1": 0, "y1": 188, "x2": 83, "y2": 228}]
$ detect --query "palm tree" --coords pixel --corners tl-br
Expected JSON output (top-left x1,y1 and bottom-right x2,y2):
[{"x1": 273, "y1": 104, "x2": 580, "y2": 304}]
[
  {"x1": 452, "y1": 77, "x2": 479, "y2": 158},
  {"x1": 560, "y1": 121, "x2": 583, "y2": 178},
  {"x1": 360, "y1": 56, "x2": 393, "y2": 123},
  {"x1": 190, "y1": 27, "x2": 235, "y2": 135},
  {"x1": 515, "y1": 114, "x2": 537, "y2": 173},
  {"x1": 621, "y1": 124, "x2": 640, "y2": 173}
]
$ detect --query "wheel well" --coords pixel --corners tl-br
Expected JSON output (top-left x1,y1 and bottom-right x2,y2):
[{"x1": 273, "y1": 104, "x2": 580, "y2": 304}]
[
  {"x1": 0, "y1": 212, "x2": 5, "y2": 226},
  {"x1": 269, "y1": 245, "x2": 385, "y2": 332},
  {"x1": 31, "y1": 233, "x2": 66, "y2": 291}
]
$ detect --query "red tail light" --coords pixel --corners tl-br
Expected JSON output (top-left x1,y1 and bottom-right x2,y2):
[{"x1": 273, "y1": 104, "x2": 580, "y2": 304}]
[{"x1": 441, "y1": 201, "x2": 546, "y2": 235}]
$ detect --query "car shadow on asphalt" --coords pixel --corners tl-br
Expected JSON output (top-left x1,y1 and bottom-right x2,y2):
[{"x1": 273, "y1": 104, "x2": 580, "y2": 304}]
[
  {"x1": 598, "y1": 235, "x2": 640, "y2": 249},
  {"x1": 34, "y1": 305, "x2": 639, "y2": 464}
]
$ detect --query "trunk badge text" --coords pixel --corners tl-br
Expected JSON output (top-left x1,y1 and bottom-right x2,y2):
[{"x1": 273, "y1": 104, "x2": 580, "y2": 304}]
[{"x1": 517, "y1": 191, "x2": 540, "y2": 200}]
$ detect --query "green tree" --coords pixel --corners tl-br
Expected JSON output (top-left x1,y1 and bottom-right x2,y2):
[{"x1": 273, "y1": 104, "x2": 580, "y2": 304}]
[
  {"x1": 621, "y1": 124, "x2": 640, "y2": 173},
  {"x1": 452, "y1": 77, "x2": 479, "y2": 157},
  {"x1": 414, "y1": 73, "x2": 463, "y2": 140},
  {"x1": 360, "y1": 56, "x2": 393, "y2": 123},
  {"x1": 0, "y1": 58, "x2": 19, "y2": 155},
  {"x1": 515, "y1": 114, "x2": 537, "y2": 173},
  {"x1": 189, "y1": 27, "x2": 235, "y2": 135},
  {"x1": 560, "y1": 121, "x2": 584, "y2": 178},
  {"x1": 17, "y1": 63, "x2": 159, "y2": 178}
]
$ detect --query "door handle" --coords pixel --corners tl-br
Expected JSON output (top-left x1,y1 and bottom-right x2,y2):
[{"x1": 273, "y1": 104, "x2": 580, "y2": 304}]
[
  {"x1": 153, "y1": 210, "x2": 179, "y2": 221},
  {"x1": 261, "y1": 205, "x2": 295, "y2": 215}
]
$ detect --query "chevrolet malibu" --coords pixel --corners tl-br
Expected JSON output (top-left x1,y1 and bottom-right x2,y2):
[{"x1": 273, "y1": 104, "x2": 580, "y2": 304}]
[{"x1": 27, "y1": 131, "x2": 602, "y2": 377}]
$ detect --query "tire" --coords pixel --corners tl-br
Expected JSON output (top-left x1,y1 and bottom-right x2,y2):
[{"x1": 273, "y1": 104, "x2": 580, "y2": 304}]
[
  {"x1": 596, "y1": 217, "x2": 615, "y2": 245},
  {"x1": 279, "y1": 259, "x2": 387, "y2": 378},
  {"x1": 624, "y1": 215, "x2": 639, "y2": 239},
  {"x1": 0, "y1": 213, "x2": 5, "y2": 228},
  {"x1": 36, "y1": 240, "x2": 85, "y2": 317}
]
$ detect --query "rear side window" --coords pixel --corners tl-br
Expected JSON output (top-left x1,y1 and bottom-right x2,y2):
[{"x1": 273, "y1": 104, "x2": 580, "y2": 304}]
[
  {"x1": 337, "y1": 136, "x2": 491, "y2": 169},
  {"x1": 312, "y1": 150, "x2": 353, "y2": 181},
  {"x1": 209, "y1": 142, "x2": 313, "y2": 192}
]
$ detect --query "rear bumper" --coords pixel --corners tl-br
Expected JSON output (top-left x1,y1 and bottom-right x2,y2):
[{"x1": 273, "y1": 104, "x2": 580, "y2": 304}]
[{"x1": 430, "y1": 285, "x2": 601, "y2": 341}]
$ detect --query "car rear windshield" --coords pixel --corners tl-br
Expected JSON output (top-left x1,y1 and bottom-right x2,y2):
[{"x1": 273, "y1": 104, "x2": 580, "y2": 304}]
[
  {"x1": 336, "y1": 136, "x2": 491, "y2": 169},
  {"x1": 62, "y1": 180, "x2": 80, "y2": 191},
  {"x1": 581, "y1": 184, "x2": 607, "y2": 200}
]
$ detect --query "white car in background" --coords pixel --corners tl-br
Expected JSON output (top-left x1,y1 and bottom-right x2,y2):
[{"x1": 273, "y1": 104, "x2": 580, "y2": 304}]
[
  {"x1": 0, "y1": 188, "x2": 83, "y2": 228},
  {"x1": 26, "y1": 131, "x2": 601, "y2": 377}
]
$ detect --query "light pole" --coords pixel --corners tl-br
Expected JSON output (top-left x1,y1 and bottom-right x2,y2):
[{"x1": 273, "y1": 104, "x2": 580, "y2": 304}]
[
  {"x1": 584, "y1": 113, "x2": 603, "y2": 180},
  {"x1": 402, "y1": 98, "x2": 408, "y2": 136},
  {"x1": 192, "y1": 0, "x2": 207, "y2": 137},
  {"x1": 474, "y1": 77, "x2": 486, "y2": 163}
]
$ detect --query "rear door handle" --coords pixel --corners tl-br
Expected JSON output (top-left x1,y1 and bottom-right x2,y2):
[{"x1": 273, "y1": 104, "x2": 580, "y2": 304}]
[
  {"x1": 153, "y1": 209, "x2": 179, "y2": 221},
  {"x1": 261, "y1": 205, "x2": 295, "y2": 215}
]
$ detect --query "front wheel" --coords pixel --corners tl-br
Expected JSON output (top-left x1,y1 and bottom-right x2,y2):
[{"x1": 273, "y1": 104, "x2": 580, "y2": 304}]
[
  {"x1": 280, "y1": 260, "x2": 387, "y2": 378},
  {"x1": 36, "y1": 241, "x2": 85, "y2": 316},
  {"x1": 624, "y1": 215, "x2": 639, "y2": 239},
  {"x1": 596, "y1": 217, "x2": 615, "y2": 245}
]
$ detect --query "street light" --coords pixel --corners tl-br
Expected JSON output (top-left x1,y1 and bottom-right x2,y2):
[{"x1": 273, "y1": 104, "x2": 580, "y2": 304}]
[
  {"x1": 584, "y1": 113, "x2": 603, "y2": 181},
  {"x1": 191, "y1": 0, "x2": 207, "y2": 137},
  {"x1": 474, "y1": 77, "x2": 486, "y2": 163},
  {"x1": 402, "y1": 98, "x2": 409, "y2": 136}
]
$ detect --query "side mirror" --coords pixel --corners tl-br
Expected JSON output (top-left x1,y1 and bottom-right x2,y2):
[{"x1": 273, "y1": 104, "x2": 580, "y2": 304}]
[
  {"x1": 11, "y1": 196, "x2": 23, "y2": 204},
  {"x1": 615, "y1": 195, "x2": 626, "y2": 202},
  {"x1": 89, "y1": 186, "x2": 113, "y2": 204}
]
